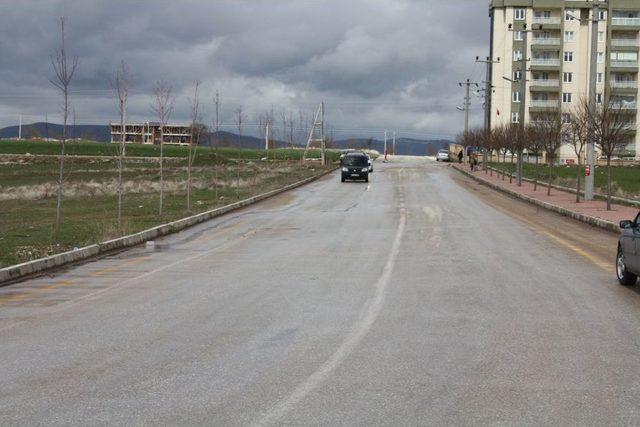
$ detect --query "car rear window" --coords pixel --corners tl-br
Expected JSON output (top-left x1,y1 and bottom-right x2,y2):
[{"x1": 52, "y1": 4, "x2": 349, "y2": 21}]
[{"x1": 343, "y1": 156, "x2": 368, "y2": 166}]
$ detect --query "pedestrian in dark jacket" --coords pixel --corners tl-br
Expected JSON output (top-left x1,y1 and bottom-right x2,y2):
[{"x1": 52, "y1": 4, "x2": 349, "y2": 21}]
[{"x1": 457, "y1": 150, "x2": 463, "y2": 164}]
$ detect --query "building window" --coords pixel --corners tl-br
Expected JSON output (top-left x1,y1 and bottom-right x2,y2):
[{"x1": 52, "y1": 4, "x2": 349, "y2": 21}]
[
  {"x1": 564, "y1": 51, "x2": 573, "y2": 62},
  {"x1": 598, "y1": 10, "x2": 606, "y2": 21},
  {"x1": 564, "y1": 31, "x2": 574, "y2": 42},
  {"x1": 563, "y1": 72, "x2": 573, "y2": 83},
  {"x1": 513, "y1": 91, "x2": 521, "y2": 102},
  {"x1": 596, "y1": 93, "x2": 603, "y2": 103},
  {"x1": 511, "y1": 112, "x2": 520, "y2": 123},
  {"x1": 515, "y1": 8, "x2": 525, "y2": 20},
  {"x1": 597, "y1": 72, "x2": 603, "y2": 83},
  {"x1": 543, "y1": 10, "x2": 552, "y2": 18},
  {"x1": 514, "y1": 31, "x2": 523, "y2": 41},
  {"x1": 514, "y1": 50, "x2": 523, "y2": 61},
  {"x1": 563, "y1": 92, "x2": 572, "y2": 103},
  {"x1": 565, "y1": 10, "x2": 575, "y2": 21},
  {"x1": 562, "y1": 113, "x2": 572, "y2": 124},
  {"x1": 513, "y1": 70, "x2": 522, "y2": 81},
  {"x1": 597, "y1": 52, "x2": 604, "y2": 63},
  {"x1": 598, "y1": 31, "x2": 605, "y2": 42}
]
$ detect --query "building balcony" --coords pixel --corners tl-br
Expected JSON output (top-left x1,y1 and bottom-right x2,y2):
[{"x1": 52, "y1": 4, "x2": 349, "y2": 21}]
[
  {"x1": 530, "y1": 79, "x2": 559, "y2": 87},
  {"x1": 532, "y1": 17, "x2": 561, "y2": 26},
  {"x1": 531, "y1": 37, "x2": 561, "y2": 46},
  {"x1": 611, "y1": 39, "x2": 640, "y2": 48},
  {"x1": 612, "y1": 17, "x2": 640, "y2": 28},
  {"x1": 530, "y1": 58, "x2": 561, "y2": 68},
  {"x1": 610, "y1": 80, "x2": 638, "y2": 89},
  {"x1": 530, "y1": 100, "x2": 559, "y2": 111},
  {"x1": 530, "y1": 79, "x2": 560, "y2": 92},
  {"x1": 610, "y1": 60, "x2": 639, "y2": 69},
  {"x1": 610, "y1": 101, "x2": 637, "y2": 110}
]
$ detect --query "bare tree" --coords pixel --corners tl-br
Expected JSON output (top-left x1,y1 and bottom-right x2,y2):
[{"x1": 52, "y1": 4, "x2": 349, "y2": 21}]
[
  {"x1": 567, "y1": 104, "x2": 589, "y2": 202},
  {"x1": 49, "y1": 16, "x2": 78, "y2": 239},
  {"x1": 234, "y1": 106, "x2": 244, "y2": 199},
  {"x1": 586, "y1": 98, "x2": 634, "y2": 210},
  {"x1": 525, "y1": 123, "x2": 544, "y2": 191},
  {"x1": 150, "y1": 81, "x2": 174, "y2": 216},
  {"x1": 187, "y1": 80, "x2": 205, "y2": 212},
  {"x1": 532, "y1": 112, "x2": 563, "y2": 196},
  {"x1": 114, "y1": 60, "x2": 129, "y2": 231}
]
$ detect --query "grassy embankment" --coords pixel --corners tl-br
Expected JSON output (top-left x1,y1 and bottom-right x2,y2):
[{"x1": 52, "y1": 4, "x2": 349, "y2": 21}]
[
  {"x1": 0, "y1": 140, "x2": 338, "y2": 268},
  {"x1": 488, "y1": 162, "x2": 640, "y2": 200}
]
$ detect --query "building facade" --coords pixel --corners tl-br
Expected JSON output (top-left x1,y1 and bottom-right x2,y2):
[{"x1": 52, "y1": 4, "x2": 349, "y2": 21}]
[
  {"x1": 490, "y1": 0, "x2": 639, "y2": 162},
  {"x1": 110, "y1": 122, "x2": 191, "y2": 145}
]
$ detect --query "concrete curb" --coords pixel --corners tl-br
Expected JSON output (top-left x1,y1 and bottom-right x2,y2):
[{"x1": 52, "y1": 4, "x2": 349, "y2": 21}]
[
  {"x1": 0, "y1": 167, "x2": 338, "y2": 285},
  {"x1": 452, "y1": 166, "x2": 620, "y2": 234},
  {"x1": 484, "y1": 166, "x2": 640, "y2": 209}
]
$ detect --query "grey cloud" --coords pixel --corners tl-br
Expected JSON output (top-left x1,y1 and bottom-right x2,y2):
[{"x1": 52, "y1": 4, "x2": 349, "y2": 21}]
[{"x1": 0, "y1": 0, "x2": 489, "y2": 139}]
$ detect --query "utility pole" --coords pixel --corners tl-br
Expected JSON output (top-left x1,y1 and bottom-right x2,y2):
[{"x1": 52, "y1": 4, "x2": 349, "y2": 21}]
[
  {"x1": 458, "y1": 79, "x2": 479, "y2": 162},
  {"x1": 214, "y1": 91, "x2": 220, "y2": 147},
  {"x1": 265, "y1": 121, "x2": 270, "y2": 150},
  {"x1": 392, "y1": 130, "x2": 397, "y2": 156},
  {"x1": 585, "y1": 1, "x2": 600, "y2": 201},
  {"x1": 508, "y1": 22, "x2": 536, "y2": 186},
  {"x1": 518, "y1": 28, "x2": 528, "y2": 186},
  {"x1": 18, "y1": 114, "x2": 22, "y2": 140},
  {"x1": 476, "y1": 56, "x2": 500, "y2": 171},
  {"x1": 383, "y1": 129, "x2": 388, "y2": 161},
  {"x1": 303, "y1": 101, "x2": 326, "y2": 164}
]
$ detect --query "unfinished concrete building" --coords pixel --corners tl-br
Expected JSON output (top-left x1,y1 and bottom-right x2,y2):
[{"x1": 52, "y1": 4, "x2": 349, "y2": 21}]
[{"x1": 110, "y1": 122, "x2": 191, "y2": 145}]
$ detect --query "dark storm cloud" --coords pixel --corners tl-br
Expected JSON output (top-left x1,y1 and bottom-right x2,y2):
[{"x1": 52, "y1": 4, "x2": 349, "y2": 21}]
[{"x1": 0, "y1": 0, "x2": 489, "y2": 139}]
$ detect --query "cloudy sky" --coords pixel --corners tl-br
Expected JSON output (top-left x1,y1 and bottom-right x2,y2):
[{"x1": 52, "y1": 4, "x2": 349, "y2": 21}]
[{"x1": 0, "y1": 0, "x2": 490, "y2": 140}]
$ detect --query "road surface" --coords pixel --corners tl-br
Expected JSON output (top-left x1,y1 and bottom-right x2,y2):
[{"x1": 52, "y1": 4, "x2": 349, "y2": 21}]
[{"x1": 2, "y1": 157, "x2": 640, "y2": 425}]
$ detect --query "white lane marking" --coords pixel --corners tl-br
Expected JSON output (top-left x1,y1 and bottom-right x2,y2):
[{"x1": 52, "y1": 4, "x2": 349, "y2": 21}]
[{"x1": 254, "y1": 206, "x2": 407, "y2": 426}]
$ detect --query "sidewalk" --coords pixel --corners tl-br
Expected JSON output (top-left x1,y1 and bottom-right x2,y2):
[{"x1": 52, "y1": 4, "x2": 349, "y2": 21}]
[{"x1": 451, "y1": 163, "x2": 638, "y2": 233}]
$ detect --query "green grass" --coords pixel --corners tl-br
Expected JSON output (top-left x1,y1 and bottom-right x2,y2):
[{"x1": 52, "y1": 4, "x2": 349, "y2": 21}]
[
  {"x1": 489, "y1": 162, "x2": 640, "y2": 199},
  {"x1": 0, "y1": 152, "x2": 333, "y2": 268},
  {"x1": 0, "y1": 139, "x2": 342, "y2": 161}
]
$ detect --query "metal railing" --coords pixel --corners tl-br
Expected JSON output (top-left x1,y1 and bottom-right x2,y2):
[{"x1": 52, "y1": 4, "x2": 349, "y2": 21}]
[
  {"x1": 612, "y1": 17, "x2": 640, "y2": 27},
  {"x1": 610, "y1": 101, "x2": 637, "y2": 110},
  {"x1": 610, "y1": 81, "x2": 638, "y2": 89},
  {"x1": 531, "y1": 58, "x2": 561, "y2": 66},
  {"x1": 530, "y1": 79, "x2": 560, "y2": 87},
  {"x1": 610, "y1": 60, "x2": 639, "y2": 68},
  {"x1": 532, "y1": 17, "x2": 561, "y2": 25},
  {"x1": 611, "y1": 39, "x2": 640, "y2": 47},
  {"x1": 531, "y1": 37, "x2": 561, "y2": 45},
  {"x1": 530, "y1": 100, "x2": 559, "y2": 108}
]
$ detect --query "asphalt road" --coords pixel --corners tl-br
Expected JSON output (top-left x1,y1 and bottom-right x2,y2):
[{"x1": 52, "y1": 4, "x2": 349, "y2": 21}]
[{"x1": 2, "y1": 156, "x2": 640, "y2": 425}]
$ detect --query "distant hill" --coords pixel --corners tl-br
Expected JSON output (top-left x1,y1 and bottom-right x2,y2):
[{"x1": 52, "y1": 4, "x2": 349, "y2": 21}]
[
  {"x1": 0, "y1": 122, "x2": 453, "y2": 156},
  {"x1": 331, "y1": 137, "x2": 451, "y2": 156},
  {"x1": 0, "y1": 122, "x2": 110, "y2": 142}
]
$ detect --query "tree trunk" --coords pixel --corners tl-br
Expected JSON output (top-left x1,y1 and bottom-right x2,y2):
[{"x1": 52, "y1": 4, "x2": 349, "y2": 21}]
[
  {"x1": 117, "y1": 102, "x2": 125, "y2": 232},
  {"x1": 159, "y1": 128, "x2": 164, "y2": 216},
  {"x1": 575, "y1": 158, "x2": 581, "y2": 203},
  {"x1": 607, "y1": 157, "x2": 612, "y2": 211},
  {"x1": 533, "y1": 155, "x2": 538, "y2": 191},
  {"x1": 54, "y1": 91, "x2": 69, "y2": 241},
  {"x1": 547, "y1": 161, "x2": 552, "y2": 196},
  {"x1": 187, "y1": 149, "x2": 192, "y2": 212},
  {"x1": 489, "y1": 150, "x2": 493, "y2": 177}
]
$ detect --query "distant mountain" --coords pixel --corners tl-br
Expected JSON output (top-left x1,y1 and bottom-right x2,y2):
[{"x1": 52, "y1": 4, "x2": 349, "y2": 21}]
[
  {"x1": 0, "y1": 122, "x2": 453, "y2": 156},
  {"x1": 331, "y1": 137, "x2": 451, "y2": 156},
  {"x1": 0, "y1": 122, "x2": 110, "y2": 142}
]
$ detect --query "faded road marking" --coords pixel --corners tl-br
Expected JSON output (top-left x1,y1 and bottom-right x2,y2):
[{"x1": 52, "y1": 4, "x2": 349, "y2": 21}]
[{"x1": 254, "y1": 201, "x2": 407, "y2": 426}]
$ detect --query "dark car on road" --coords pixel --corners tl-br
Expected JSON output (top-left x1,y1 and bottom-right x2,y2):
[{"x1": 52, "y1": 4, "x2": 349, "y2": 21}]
[
  {"x1": 617, "y1": 212, "x2": 640, "y2": 285},
  {"x1": 341, "y1": 152, "x2": 370, "y2": 183}
]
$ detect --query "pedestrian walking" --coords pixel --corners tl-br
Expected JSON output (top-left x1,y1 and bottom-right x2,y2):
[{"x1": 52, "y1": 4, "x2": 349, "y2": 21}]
[{"x1": 457, "y1": 150, "x2": 463, "y2": 164}]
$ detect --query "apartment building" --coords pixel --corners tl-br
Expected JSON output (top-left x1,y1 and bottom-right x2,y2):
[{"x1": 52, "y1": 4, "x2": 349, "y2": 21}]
[
  {"x1": 490, "y1": 0, "x2": 640, "y2": 162},
  {"x1": 109, "y1": 122, "x2": 191, "y2": 145}
]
